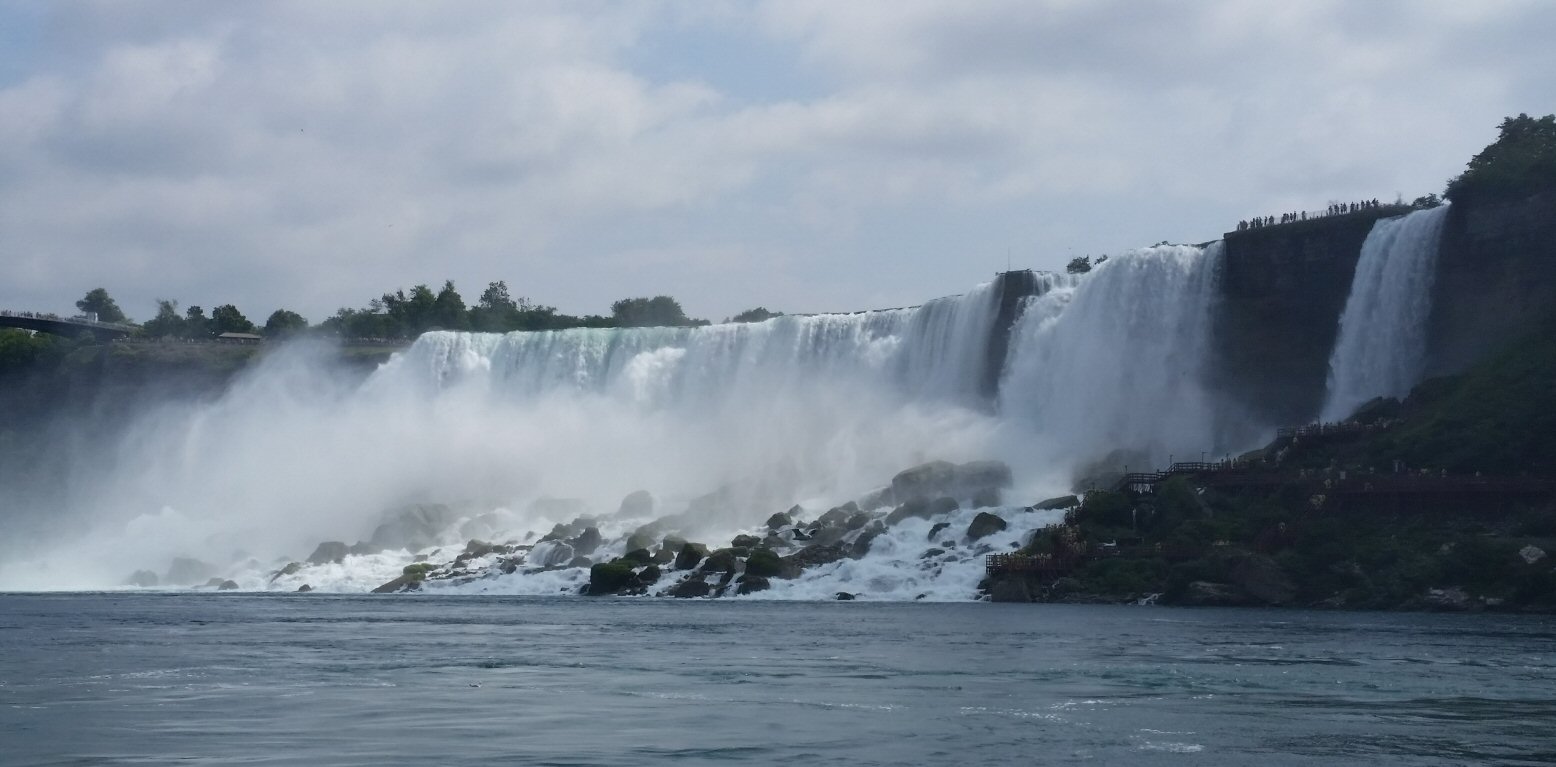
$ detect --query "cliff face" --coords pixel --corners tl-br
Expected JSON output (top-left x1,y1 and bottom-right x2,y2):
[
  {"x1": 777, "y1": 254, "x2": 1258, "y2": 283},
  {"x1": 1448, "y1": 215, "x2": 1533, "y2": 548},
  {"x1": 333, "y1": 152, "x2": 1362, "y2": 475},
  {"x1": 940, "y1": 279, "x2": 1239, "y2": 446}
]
[
  {"x1": 1427, "y1": 191, "x2": 1556, "y2": 377},
  {"x1": 1212, "y1": 208, "x2": 1407, "y2": 427}
]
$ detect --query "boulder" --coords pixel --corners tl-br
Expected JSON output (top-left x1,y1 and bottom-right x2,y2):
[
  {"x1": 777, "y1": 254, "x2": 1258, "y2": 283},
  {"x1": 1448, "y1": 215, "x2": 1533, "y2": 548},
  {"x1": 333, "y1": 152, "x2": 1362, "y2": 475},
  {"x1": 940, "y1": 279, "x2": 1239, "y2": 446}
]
[
  {"x1": 669, "y1": 576, "x2": 712, "y2": 598},
  {"x1": 700, "y1": 549, "x2": 738, "y2": 575},
  {"x1": 638, "y1": 564, "x2": 662, "y2": 586},
  {"x1": 126, "y1": 570, "x2": 159, "y2": 588},
  {"x1": 834, "y1": 591, "x2": 856, "y2": 601},
  {"x1": 621, "y1": 548, "x2": 653, "y2": 566},
  {"x1": 166, "y1": 557, "x2": 216, "y2": 585},
  {"x1": 1034, "y1": 495, "x2": 1080, "y2": 511},
  {"x1": 568, "y1": 527, "x2": 603, "y2": 556},
  {"x1": 966, "y1": 512, "x2": 1008, "y2": 541},
  {"x1": 816, "y1": 506, "x2": 853, "y2": 528},
  {"x1": 845, "y1": 512, "x2": 872, "y2": 531},
  {"x1": 615, "y1": 490, "x2": 655, "y2": 519},
  {"x1": 216, "y1": 580, "x2": 240, "y2": 591},
  {"x1": 367, "y1": 503, "x2": 458, "y2": 552},
  {"x1": 766, "y1": 509, "x2": 795, "y2": 531},
  {"x1": 296, "y1": 584, "x2": 313, "y2": 593},
  {"x1": 370, "y1": 573, "x2": 423, "y2": 594},
  {"x1": 530, "y1": 541, "x2": 576, "y2": 567},
  {"x1": 625, "y1": 529, "x2": 658, "y2": 554},
  {"x1": 651, "y1": 547, "x2": 675, "y2": 565},
  {"x1": 306, "y1": 542, "x2": 349, "y2": 566},
  {"x1": 891, "y1": 460, "x2": 1012, "y2": 503},
  {"x1": 661, "y1": 534, "x2": 688, "y2": 553},
  {"x1": 927, "y1": 522, "x2": 950, "y2": 541},
  {"x1": 674, "y1": 543, "x2": 709, "y2": 571},
  {"x1": 777, "y1": 544, "x2": 848, "y2": 578},
  {"x1": 745, "y1": 548, "x2": 783, "y2": 577},
  {"x1": 584, "y1": 561, "x2": 637, "y2": 595},
  {"x1": 849, "y1": 527, "x2": 883, "y2": 559},
  {"x1": 269, "y1": 562, "x2": 303, "y2": 582},
  {"x1": 736, "y1": 574, "x2": 771, "y2": 595},
  {"x1": 731, "y1": 534, "x2": 762, "y2": 549},
  {"x1": 885, "y1": 497, "x2": 958, "y2": 527}
]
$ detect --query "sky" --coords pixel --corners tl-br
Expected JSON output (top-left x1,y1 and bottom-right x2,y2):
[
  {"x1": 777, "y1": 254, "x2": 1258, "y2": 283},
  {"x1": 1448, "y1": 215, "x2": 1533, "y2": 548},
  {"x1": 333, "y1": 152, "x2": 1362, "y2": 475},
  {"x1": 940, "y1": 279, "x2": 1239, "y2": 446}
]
[{"x1": 1, "y1": 1, "x2": 1553, "y2": 325}]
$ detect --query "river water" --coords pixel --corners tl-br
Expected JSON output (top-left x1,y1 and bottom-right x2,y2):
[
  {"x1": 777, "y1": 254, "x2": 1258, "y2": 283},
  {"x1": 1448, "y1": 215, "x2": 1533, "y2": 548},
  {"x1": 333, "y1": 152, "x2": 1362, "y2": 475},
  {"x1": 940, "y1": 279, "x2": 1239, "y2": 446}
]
[{"x1": 2, "y1": 595, "x2": 1553, "y2": 766}]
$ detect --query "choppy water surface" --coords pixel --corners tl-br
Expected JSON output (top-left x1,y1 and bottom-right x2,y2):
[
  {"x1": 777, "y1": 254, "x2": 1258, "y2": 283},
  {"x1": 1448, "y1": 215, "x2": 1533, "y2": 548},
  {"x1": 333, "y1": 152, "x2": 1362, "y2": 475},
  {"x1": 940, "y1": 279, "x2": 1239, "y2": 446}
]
[{"x1": 2, "y1": 595, "x2": 1553, "y2": 766}]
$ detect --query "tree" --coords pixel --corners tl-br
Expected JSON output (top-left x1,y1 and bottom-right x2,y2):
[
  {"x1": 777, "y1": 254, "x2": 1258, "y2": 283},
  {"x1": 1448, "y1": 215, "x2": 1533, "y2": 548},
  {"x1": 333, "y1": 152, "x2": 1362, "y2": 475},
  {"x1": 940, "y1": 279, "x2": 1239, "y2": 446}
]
[
  {"x1": 611, "y1": 296, "x2": 699, "y2": 328},
  {"x1": 1445, "y1": 113, "x2": 1556, "y2": 203},
  {"x1": 430, "y1": 280, "x2": 468, "y2": 331},
  {"x1": 470, "y1": 280, "x2": 533, "y2": 332},
  {"x1": 264, "y1": 309, "x2": 308, "y2": 338},
  {"x1": 75, "y1": 288, "x2": 127, "y2": 324},
  {"x1": 210, "y1": 304, "x2": 256, "y2": 335},
  {"x1": 183, "y1": 305, "x2": 210, "y2": 338},
  {"x1": 729, "y1": 307, "x2": 782, "y2": 323},
  {"x1": 143, "y1": 299, "x2": 185, "y2": 337},
  {"x1": 1066, "y1": 256, "x2": 1092, "y2": 275}
]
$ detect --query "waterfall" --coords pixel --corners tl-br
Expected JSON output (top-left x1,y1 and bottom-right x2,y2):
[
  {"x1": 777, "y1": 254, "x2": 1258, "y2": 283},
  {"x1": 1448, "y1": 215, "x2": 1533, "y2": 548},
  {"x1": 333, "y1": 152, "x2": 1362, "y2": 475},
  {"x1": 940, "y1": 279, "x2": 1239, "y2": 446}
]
[
  {"x1": 1320, "y1": 205, "x2": 1451, "y2": 421},
  {"x1": 998, "y1": 244, "x2": 1225, "y2": 472}
]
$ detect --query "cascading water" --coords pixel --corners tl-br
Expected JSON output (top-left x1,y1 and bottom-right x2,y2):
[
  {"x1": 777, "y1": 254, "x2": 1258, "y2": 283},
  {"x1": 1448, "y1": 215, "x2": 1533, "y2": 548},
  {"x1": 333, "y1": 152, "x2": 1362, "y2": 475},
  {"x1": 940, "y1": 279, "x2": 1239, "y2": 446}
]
[
  {"x1": 998, "y1": 243, "x2": 1227, "y2": 475},
  {"x1": 1320, "y1": 205, "x2": 1451, "y2": 421},
  {"x1": 0, "y1": 246, "x2": 1252, "y2": 598}
]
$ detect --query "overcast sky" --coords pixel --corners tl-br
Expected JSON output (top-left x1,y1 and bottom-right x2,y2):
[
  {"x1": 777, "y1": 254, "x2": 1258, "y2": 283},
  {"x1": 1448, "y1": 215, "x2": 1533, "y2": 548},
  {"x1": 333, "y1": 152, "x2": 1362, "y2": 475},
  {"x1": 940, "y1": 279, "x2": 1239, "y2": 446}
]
[{"x1": 2, "y1": 1, "x2": 1552, "y2": 324}]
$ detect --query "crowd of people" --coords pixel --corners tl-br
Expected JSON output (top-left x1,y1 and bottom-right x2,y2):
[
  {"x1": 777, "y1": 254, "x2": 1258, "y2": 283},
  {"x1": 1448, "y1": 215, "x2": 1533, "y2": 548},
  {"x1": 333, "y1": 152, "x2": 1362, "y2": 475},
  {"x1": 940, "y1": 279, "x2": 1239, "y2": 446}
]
[{"x1": 1236, "y1": 198, "x2": 1387, "y2": 231}]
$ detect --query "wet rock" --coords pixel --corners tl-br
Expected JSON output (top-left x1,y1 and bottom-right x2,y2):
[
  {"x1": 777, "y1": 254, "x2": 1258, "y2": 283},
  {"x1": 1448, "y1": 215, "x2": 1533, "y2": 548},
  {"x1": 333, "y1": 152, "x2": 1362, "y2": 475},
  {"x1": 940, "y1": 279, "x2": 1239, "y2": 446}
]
[
  {"x1": 816, "y1": 506, "x2": 853, "y2": 528},
  {"x1": 674, "y1": 543, "x2": 709, "y2": 571},
  {"x1": 204, "y1": 577, "x2": 227, "y2": 588},
  {"x1": 966, "y1": 512, "x2": 1008, "y2": 541},
  {"x1": 736, "y1": 574, "x2": 770, "y2": 595},
  {"x1": 216, "y1": 580, "x2": 240, "y2": 591},
  {"x1": 766, "y1": 509, "x2": 795, "y2": 531},
  {"x1": 638, "y1": 564, "x2": 662, "y2": 586},
  {"x1": 568, "y1": 527, "x2": 603, "y2": 557},
  {"x1": 849, "y1": 527, "x2": 883, "y2": 559},
  {"x1": 625, "y1": 529, "x2": 658, "y2": 554},
  {"x1": 566, "y1": 555, "x2": 593, "y2": 569},
  {"x1": 370, "y1": 573, "x2": 424, "y2": 594},
  {"x1": 1034, "y1": 495, "x2": 1080, "y2": 511},
  {"x1": 616, "y1": 490, "x2": 655, "y2": 520},
  {"x1": 669, "y1": 576, "x2": 712, "y2": 598},
  {"x1": 700, "y1": 549, "x2": 738, "y2": 575},
  {"x1": 531, "y1": 541, "x2": 576, "y2": 567},
  {"x1": 661, "y1": 534, "x2": 688, "y2": 553},
  {"x1": 891, "y1": 460, "x2": 1012, "y2": 503},
  {"x1": 167, "y1": 557, "x2": 216, "y2": 585},
  {"x1": 584, "y1": 561, "x2": 637, "y2": 595},
  {"x1": 927, "y1": 522, "x2": 951, "y2": 541},
  {"x1": 367, "y1": 503, "x2": 458, "y2": 552},
  {"x1": 621, "y1": 548, "x2": 654, "y2": 566},
  {"x1": 1520, "y1": 545, "x2": 1547, "y2": 565},
  {"x1": 652, "y1": 548, "x2": 675, "y2": 565},
  {"x1": 731, "y1": 534, "x2": 762, "y2": 549},
  {"x1": 269, "y1": 562, "x2": 303, "y2": 582},
  {"x1": 920, "y1": 548, "x2": 946, "y2": 559},
  {"x1": 126, "y1": 570, "x2": 159, "y2": 588},
  {"x1": 885, "y1": 497, "x2": 958, "y2": 527},
  {"x1": 745, "y1": 548, "x2": 783, "y2": 577},
  {"x1": 296, "y1": 584, "x2": 313, "y2": 593},
  {"x1": 777, "y1": 544, "x2": 848, "y2": 578},
  {"x1": 834, "y1": 591, "x2": 856, "y2": 601},
  {"x1": 845, "y1": 512, "x2": 873, "y2": 531},
  {"x1": 306, "y1": 542, "x2": 349, "y2": 566}
]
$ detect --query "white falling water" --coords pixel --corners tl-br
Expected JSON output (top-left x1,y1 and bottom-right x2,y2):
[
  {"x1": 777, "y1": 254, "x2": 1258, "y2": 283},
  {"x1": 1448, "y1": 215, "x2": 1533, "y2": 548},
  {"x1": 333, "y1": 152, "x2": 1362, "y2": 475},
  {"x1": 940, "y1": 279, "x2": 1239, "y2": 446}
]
[
  {"x1": 1320, "y1": 205, "x2": 1451, "y2": 421},
  {"x1": 998, "y1": 244, "x2": 1226, "y2": 473}
]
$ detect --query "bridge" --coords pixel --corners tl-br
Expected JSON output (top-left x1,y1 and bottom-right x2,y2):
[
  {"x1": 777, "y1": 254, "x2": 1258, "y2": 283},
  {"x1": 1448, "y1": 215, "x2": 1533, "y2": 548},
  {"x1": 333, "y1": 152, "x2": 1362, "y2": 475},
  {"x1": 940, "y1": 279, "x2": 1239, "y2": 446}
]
[{"x1": 0, "y1": 310, "x2": 137, "y2": 341}]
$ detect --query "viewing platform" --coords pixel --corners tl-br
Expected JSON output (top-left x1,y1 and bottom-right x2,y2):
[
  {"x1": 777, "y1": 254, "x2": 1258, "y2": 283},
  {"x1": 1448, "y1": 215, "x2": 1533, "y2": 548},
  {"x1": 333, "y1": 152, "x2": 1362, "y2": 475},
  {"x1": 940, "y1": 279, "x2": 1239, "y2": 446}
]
[{"x1": 0, "y1": 309, "x2": 137, "y2": 341}]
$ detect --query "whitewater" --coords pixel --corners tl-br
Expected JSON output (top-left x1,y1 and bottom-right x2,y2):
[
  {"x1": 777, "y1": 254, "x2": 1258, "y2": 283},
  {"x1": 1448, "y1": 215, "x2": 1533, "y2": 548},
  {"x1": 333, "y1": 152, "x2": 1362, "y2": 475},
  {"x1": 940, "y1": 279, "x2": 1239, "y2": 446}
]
[{"x1": 2, "y1": 243, "x2": 1248, "y2": 596}]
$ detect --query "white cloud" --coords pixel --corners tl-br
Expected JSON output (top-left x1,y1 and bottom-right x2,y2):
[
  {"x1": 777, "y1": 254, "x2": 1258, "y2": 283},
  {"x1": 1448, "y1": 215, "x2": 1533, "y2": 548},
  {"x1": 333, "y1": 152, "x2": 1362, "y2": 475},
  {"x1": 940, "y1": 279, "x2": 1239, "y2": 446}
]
[{"x1": 0, "y1": 1, "x2": 1551, "y2": 323}]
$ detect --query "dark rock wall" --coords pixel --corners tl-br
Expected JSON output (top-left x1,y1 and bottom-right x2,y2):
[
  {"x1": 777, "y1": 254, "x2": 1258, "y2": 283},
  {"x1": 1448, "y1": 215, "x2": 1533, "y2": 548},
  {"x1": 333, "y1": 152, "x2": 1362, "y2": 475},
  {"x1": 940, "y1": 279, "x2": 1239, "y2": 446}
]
[
  {"x1": 1427, "y1": 192, "x2": 1556, "y2": 376},
  {"x1": 1212, "y1": 208, "x2": 1407, "y2": 426},
  {"x1": 983, "y1": 269, "x2": 1041, "y2": 400}
]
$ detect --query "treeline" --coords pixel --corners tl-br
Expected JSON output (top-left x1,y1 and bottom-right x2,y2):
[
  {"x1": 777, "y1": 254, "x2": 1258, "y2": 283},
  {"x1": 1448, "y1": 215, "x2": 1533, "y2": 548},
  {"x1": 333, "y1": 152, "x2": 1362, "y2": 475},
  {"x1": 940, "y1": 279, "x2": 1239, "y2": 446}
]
[{"x1": 60, "y1": 281, "x2": 789, "y2": 342}]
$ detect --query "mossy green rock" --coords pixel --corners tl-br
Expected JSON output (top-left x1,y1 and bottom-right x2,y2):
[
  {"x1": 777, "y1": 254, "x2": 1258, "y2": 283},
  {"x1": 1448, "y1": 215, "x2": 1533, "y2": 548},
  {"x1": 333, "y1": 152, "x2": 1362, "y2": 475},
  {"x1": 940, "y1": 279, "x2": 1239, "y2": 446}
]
[
  {"x1": 585, "y1": 561, "x2": 637, "y2": 595},
  {"x1": 745, "y1": 548, "x2": 783, "y2": 577}
]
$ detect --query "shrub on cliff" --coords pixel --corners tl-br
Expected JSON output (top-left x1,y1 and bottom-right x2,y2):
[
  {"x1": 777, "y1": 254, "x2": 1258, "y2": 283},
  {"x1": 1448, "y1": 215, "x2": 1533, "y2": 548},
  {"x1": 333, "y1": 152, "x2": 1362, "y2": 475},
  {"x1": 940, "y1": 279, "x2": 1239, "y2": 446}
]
[{"x1": 1445, "y1": 113, "x2": 1556, "y2": 204}]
